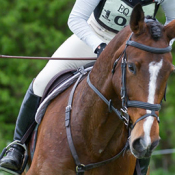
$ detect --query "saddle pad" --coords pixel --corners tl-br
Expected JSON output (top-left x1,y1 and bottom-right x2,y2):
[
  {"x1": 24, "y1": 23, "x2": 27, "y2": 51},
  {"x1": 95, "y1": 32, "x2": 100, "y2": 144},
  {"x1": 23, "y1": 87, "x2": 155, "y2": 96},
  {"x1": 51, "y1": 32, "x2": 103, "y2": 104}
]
[{"x1": 35, "y1": 65, "x2": 94, "y2": 124}]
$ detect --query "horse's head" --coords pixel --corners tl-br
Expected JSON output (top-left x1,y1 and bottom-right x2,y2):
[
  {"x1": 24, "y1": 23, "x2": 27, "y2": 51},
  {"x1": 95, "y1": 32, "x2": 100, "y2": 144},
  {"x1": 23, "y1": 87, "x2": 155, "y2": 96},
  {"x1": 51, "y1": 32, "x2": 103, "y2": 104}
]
[{"x1": 111, "y1": 4, "x2": 175, "y2": 159}]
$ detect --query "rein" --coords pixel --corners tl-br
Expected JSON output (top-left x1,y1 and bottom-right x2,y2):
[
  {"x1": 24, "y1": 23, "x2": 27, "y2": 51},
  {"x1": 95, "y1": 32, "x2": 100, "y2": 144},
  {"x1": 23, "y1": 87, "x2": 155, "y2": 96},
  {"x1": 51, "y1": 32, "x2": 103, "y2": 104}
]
[{"x1": 87, "y1": 74, "x2": 127, "y2": 123}]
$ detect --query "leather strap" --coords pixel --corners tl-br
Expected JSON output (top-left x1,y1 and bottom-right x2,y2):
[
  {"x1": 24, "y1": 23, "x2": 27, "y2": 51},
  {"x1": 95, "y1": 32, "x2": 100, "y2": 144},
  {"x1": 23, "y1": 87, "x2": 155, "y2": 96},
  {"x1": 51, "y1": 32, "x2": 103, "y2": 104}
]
[
  {"x1": 66, "y1": 67, "x2": 129, "y2": 175},
  {"x1": 131, "y1": 111, "x2": 160, "y2": 129},
  {"x1": 65, "y1": 73, "x2": 84, "y2": 166},
  {"x1": 127, "y1": 101, "x2": 161, "y2": 111},
  {"x1": 126, "y1": 40, "x2": 172, "y2": 54},
  {"x1": 20, "y1": 121, "x2": 37, "y2": 144},
  {"x1": 87, "y1": 73, "x2": 125, "y2": 121}
]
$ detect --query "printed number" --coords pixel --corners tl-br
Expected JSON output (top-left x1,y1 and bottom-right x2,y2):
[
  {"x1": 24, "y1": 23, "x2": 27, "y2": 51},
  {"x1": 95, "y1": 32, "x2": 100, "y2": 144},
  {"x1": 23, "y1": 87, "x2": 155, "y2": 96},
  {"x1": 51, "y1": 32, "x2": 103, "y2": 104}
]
[
  {"x1": 114, "y1": 16, "x2": 127, "y2": 26},
  {"x1": 114, "y1": 4, "x2": 130, "y2": 26}
]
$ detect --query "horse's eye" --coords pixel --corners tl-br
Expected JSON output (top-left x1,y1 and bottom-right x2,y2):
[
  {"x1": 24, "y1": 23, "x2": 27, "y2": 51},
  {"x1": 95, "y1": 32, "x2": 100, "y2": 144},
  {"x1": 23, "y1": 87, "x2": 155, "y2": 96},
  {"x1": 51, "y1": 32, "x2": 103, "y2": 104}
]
[{"x1": 128, "y1": 63, "x2": 136, "y2": 74}]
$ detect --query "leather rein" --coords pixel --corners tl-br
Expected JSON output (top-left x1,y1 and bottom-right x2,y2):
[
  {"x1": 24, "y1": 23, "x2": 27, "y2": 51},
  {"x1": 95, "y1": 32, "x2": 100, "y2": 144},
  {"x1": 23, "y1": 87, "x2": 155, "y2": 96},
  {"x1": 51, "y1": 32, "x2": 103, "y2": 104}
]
[{"x1": 65, "y1": 32, "x2": 172, "y2": 175}]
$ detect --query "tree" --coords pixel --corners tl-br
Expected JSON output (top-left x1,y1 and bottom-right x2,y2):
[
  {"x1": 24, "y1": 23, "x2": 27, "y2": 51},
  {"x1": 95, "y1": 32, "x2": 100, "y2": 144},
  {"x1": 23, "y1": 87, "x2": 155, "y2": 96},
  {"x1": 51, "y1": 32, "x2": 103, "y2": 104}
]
[{"x1": 0, "y1": 0, "x2": 74, "y2": 146}]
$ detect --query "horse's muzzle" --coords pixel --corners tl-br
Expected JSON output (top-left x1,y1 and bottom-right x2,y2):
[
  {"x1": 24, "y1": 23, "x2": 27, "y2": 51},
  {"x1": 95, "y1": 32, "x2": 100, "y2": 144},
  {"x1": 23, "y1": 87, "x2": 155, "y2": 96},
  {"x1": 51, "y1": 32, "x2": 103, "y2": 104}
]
[{"x1": 131, "y1": 138, "x2": 160, "y2": 159}]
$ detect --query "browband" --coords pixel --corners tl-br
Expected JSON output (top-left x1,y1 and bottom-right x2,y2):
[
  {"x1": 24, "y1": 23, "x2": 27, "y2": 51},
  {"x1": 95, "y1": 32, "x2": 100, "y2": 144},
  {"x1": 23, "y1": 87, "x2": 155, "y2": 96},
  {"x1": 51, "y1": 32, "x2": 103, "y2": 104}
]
[{"x1": 126, "y1": 40, "x2": 172, "y2": 54}]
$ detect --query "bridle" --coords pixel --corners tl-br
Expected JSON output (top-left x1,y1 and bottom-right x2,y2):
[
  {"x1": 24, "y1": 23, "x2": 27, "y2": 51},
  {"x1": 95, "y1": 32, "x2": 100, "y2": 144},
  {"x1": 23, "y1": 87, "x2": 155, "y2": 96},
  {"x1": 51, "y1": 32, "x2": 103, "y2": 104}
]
[
  {"x1": 66, "y1": 32, "x2": 172, "y2": 175},
  {"x1": 88, "y1": 32, "x2": 171, "y2": 130}
]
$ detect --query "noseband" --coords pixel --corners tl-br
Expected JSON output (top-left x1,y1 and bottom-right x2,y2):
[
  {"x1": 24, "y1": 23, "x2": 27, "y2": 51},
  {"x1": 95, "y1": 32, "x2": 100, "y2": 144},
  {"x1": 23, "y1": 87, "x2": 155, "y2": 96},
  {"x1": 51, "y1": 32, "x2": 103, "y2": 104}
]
[{"x1": 88, "y1": 32, "x2": 172, "y2": 129}]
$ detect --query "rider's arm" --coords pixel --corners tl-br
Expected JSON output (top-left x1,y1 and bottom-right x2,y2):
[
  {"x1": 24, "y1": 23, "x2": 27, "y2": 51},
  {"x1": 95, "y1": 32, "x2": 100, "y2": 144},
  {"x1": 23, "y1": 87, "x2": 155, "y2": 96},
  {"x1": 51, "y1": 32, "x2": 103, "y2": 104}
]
[
  {"x1": 160, "y1": 0, "x2": 175, "y2": 45},
  {"x1": 160, "y1": 0, "x2": 175, "y2": 25},
  {"x1": 68, "y1": 0, "x2": 103, "y2": 52}
]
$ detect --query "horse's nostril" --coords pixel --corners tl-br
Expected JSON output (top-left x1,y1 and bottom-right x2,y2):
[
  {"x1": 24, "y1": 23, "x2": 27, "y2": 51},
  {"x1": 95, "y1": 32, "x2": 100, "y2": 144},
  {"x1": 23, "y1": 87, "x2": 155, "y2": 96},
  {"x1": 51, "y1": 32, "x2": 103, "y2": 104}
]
[
  {"x1": 150, "y1": 139, "x2": 159, "y2": 151},
  {"x1": 132, "y1": 138, "x2": 146, "y2": 152},
  {"x1": 132, "y1": 138, "x2": 160, "y2": 154}
]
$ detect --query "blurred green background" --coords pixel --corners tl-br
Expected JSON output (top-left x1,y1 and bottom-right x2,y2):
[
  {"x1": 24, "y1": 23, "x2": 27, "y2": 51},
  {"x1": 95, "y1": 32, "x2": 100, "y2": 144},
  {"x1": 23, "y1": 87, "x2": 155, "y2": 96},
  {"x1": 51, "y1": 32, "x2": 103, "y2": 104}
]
[{"x1": 0, "y1": 1, "x2": 175, "y2": 175}]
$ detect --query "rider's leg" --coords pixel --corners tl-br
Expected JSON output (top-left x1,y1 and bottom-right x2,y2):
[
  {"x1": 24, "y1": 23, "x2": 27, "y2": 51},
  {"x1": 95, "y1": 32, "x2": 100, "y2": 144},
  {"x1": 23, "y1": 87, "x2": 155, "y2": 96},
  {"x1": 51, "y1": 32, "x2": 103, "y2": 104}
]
[
  {"x1": 0, "y1": 81, "x2": 41, "y2": 170},
  {"x1": 33, "y1": 34, "x2": 96, "y2": 96}
]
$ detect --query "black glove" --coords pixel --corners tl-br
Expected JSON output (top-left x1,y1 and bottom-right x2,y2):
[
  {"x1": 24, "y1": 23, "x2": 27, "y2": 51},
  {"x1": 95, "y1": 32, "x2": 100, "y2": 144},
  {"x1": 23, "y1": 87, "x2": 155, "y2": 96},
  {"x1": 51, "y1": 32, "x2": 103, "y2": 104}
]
[{"x1": 94, "y1": 43, "x2": 107, "y2": 57}]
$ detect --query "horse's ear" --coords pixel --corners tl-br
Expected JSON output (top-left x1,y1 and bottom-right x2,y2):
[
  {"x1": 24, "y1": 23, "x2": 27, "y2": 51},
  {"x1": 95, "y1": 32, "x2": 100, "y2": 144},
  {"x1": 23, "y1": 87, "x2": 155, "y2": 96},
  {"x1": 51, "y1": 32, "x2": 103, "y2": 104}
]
[
  {"x1": 164, "y1": 19, "x2": 175, "y2": 42},
  {"x1": 130, "y1": 4, "x2": 145, "y2": 34}
]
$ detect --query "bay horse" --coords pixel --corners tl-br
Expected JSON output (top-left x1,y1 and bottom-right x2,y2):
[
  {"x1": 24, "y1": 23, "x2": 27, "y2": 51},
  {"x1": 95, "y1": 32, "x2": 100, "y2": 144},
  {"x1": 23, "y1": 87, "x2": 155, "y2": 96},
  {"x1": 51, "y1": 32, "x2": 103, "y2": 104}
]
[{"x1": 25, "y1": 4, "x2": 175, "y2": 175}]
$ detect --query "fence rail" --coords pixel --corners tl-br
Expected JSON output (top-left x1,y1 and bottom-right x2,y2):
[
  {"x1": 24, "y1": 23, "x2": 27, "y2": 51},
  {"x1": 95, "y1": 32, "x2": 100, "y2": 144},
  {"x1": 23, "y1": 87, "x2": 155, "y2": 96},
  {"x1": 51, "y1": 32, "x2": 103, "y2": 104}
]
[{"x1": 152, "y1": 149, "x2": 175, "y2": 155}]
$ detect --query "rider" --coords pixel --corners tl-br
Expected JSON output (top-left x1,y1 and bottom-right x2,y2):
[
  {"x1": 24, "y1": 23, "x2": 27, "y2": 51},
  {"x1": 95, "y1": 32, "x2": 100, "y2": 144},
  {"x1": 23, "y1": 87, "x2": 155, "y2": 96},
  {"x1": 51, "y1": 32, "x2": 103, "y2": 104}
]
[{"x1": 0, "y1": 0, "x2": 175, "y2": 174}]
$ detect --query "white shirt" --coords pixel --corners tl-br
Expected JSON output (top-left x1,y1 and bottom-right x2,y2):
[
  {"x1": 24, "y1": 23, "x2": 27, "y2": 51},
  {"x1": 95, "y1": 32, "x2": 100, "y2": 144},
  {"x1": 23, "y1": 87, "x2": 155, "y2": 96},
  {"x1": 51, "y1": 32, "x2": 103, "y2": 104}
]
[{"x1": 68, "y1": 0, "x2": 175, "y2": 51}]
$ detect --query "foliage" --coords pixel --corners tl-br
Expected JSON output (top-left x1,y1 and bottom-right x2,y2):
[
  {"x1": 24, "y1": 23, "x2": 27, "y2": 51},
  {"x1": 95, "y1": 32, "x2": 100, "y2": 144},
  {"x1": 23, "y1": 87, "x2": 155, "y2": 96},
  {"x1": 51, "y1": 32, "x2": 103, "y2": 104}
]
[
  {"x1": 0, "y1": 0, "x2": 73, "y2": 148},
  {"x1": 151, "y1": 169, "x2": 175, "y2": 175},
  {"x1": 0, "y1": 1, "x2": 175, "y2": 175}
]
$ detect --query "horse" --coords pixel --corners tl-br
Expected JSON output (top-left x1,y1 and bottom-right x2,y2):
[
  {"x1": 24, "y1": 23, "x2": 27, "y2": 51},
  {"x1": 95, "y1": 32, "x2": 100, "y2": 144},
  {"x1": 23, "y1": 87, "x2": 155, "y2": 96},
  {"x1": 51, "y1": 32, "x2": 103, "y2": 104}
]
[{"x1": 25, "y1": 4, "x2": 175, "y2": 175}]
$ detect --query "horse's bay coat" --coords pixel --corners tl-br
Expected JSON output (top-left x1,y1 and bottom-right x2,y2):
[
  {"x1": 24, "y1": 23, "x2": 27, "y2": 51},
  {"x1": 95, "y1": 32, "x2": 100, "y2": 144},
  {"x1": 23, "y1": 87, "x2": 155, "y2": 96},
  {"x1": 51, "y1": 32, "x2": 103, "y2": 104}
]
[{"x1": 25, "y1": 4, "x2": 175, "y2": 175}]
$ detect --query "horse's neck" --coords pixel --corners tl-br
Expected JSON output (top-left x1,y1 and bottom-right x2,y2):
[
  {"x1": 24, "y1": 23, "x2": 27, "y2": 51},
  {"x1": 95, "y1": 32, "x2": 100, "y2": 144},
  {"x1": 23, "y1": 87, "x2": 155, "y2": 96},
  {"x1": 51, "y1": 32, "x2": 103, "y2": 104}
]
[
  {"x1": 72, "y1": 29, "x2": 130, "y2": 159},
  {"x1": 76, "y1": 78, "x2": 127, "y2": 160},
  {"x1": 73, "y1": 67, "x2": 126, "y2": 159}
]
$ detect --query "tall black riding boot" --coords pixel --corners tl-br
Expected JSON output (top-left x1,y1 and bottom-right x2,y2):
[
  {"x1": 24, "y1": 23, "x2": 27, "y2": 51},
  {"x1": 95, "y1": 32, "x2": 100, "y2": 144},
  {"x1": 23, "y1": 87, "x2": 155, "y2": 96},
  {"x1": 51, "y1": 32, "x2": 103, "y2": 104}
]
[
  {"x1": 134, "y1": 158, "x2": 150, "y2": 175},
  {"x1": 0, "y1": 82, "x2": 41, "y2": 171}
]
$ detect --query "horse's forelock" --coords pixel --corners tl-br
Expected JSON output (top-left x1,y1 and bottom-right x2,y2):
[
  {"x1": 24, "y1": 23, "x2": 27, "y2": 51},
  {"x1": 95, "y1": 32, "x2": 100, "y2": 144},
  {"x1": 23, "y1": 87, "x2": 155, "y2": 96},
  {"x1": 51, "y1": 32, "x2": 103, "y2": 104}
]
[
  {"x1": 150, "y1": 22, "x2": 163, "y2": 40},
  {"x1": 146, "y1": 17, "x2": 163, "y2": 40}
]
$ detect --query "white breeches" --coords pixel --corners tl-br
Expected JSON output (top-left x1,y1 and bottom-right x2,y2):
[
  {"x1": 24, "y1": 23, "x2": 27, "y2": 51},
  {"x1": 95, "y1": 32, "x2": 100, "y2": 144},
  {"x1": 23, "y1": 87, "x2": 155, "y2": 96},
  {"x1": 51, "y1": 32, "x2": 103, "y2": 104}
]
[{"x1": 33, "y1": 15, "x2": 116, "y2": 97}]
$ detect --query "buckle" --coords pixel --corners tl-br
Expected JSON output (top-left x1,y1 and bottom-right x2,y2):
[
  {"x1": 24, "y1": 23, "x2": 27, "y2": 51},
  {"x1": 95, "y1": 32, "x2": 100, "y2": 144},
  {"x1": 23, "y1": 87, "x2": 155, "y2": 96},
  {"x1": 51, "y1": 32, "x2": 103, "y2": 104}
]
[
  {"x1": 65, "y1": 105, "x2": 72, "y2": 113},
  {"x1": 120, "y1": 107, "x2": 129, "y2": 126},
  {"x1": 78, "y1": 66, "x2": 87, "y2": 75},
  {"x1": 76, "y1": 164, "x2": 85, "y2": 174}
]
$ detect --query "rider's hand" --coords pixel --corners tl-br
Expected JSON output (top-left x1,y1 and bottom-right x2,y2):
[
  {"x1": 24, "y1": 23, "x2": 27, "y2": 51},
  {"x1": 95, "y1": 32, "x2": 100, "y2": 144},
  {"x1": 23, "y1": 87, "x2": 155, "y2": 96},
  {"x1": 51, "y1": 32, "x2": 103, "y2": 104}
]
[{"x1": 95, "y1": 43, "x2": 107, "y2": 57}]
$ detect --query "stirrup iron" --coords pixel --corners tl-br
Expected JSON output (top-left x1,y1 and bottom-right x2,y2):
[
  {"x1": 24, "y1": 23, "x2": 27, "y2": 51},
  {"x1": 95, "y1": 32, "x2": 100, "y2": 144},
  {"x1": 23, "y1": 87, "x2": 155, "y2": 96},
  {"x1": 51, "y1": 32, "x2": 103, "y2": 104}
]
[{"x1": 0, "y1": 140, "x2": 28, "y2": 175}]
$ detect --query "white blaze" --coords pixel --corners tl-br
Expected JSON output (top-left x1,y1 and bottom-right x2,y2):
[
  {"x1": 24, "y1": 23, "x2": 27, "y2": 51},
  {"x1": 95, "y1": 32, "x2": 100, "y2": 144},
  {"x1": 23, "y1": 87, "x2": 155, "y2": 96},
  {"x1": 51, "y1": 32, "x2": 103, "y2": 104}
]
[{"x1": 143, "y1": 59, "x2": 163, "y2": 147}]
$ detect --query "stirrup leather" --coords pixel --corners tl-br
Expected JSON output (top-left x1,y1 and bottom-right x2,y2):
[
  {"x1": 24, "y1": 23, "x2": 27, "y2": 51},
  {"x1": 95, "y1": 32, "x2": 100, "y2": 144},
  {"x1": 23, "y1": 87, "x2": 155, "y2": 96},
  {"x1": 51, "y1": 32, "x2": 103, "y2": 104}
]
[{"x1": 0, "y1": 140, "x2": 28, "y2": 175}]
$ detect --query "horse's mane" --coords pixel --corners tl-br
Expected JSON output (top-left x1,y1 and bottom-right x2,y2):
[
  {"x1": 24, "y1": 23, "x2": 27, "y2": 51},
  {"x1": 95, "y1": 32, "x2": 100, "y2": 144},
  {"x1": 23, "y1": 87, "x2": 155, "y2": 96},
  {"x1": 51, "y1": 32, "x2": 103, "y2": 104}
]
[{"x1": 145, "y1": 16, "x2": 163, "y2": 40}]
